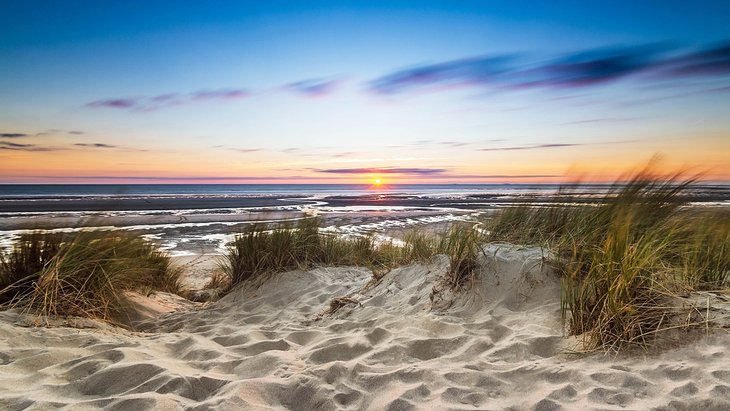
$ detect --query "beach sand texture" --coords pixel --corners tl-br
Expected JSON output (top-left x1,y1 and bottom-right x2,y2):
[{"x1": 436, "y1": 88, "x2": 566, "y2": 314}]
[{"x1": 2, "y1": 244, "x2": 730, "y2": 410}]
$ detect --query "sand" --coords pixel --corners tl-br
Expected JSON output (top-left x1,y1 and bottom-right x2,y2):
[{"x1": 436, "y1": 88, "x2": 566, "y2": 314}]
[{"x1": 2, "y1": 244, "x2": 730, "y2": 410}]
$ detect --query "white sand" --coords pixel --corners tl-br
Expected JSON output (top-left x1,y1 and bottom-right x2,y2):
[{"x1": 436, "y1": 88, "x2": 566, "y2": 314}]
[{"x1": 2, "y1": 244, "x2": 730, "y2": 410}]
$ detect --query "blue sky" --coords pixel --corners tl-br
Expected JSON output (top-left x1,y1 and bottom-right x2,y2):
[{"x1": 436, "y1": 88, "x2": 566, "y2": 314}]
[{"x1": 1, "y1": 1, "x2": 729, "y2": 183}]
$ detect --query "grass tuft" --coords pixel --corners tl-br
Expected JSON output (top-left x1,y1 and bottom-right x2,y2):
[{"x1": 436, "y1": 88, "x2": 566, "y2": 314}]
[
  {"x1": 0, "y1": 231, "x2": 180, "y2": 324},
  {"x1": 222, "y1": 218, "x2": 483, "y2": 290},
  {"x1": 437, "y1": 226, "x2": 481, "y2": 289},
  {"x1": 485, "y1": 166, "x2": 730, "y2": 350}
]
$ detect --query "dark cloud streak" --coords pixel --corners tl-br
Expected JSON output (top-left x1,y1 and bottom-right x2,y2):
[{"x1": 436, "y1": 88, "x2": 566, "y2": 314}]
[
  {"x1": 0, "y1": 141, "x2": 64, "y2": 152},
  {"x1": 313, "y1": 167, "x2": 447, "y2": 175},
  {"x1": 479, "y1": 143, "x2": 581, "y2": 152},
  {"x1": 368, "y1": 41, "x2": 730, "y2": 95},
  {"x1": 74, "y1": 143, "x2": 117, "y2": 148},
  {"x1": 87, "y1": 88, "x2": 249, "y2": 111},
  {"x1": 284, "y1": 78, "x2": 341, "y2": 97}
]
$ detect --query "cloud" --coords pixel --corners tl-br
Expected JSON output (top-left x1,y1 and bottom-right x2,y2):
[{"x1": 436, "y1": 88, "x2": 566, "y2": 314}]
[
  {"x1": 192, "y1": 89, "x2": 249, "y2": 100},
  {"x1": 369, "y1": 56, "x2": 515, "y2": 95},
  {"x1": 0, "y1": 141, "x2": 33, "y2": 148},
  {"x1": 284, "y1": 78, "x2": 341, "y2": 97},
  {"x1": 2, "y1": 141, "x2": 124, "y2": 152},
  {"x1": 313, "y1": 167, "x2": 447, "y2": 175},
  {"x1": 368, "y1": 41, "x2": 730, "y2": 95},
  {"x1": 520, "y1": 45, "x2": 668, "y2": 88},
  {"x1": 0, "y1": 133, "x2": 28, "y2": 138},
  {"x1": 332, "y1": 151, "x2": 355, "y2": 158},
  {"x1": 425, "y1": 173, "x2": 560, "y2": 179},
  {"x1": 660, "y1": 41, "x2": 730, "y2": 76},
  {"x1": 87, "y1": 88, "x2": 249, "y2": 111},
  {"x1": 74, "y1": 143, "x2": 117, "y2": 148},
  {"x1": 438, "y1": 141, "x2": 469, "y2": 148},
  {"x1": 88, "y1": 98, "x2": 138, "y2": 109},
  {"x1": 31, "y1": 175, "x2": 346, "y2": 181},
  {"x1": 68, "y1": 131, "x2": 85, "y2": 135},
  {"x1": 230, "y1": 148, "x2": 260, "y2": 153},
  {"x1": 479, "y1": 143, "x2": 581, "y2": 151},
  {"x1": 0, "y1": 141, "x2": 63, "y2": 152}
]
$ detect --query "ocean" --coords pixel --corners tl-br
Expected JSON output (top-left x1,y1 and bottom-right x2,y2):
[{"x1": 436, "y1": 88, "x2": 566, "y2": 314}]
[{"x1": 1, "y1": 183, "x2": 728, "y2": 255}]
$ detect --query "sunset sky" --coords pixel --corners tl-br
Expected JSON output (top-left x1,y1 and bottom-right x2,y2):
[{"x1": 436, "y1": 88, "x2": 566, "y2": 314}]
[{"x1": 1, "y1": 1, "x2": 729, "y2": 184}]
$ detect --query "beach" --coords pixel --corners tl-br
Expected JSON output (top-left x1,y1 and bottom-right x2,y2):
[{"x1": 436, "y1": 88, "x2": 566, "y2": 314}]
[
  {"x1": 2, "y1": 245, "x2": 730, "y2": 410},
  {"x1": 1, "y1": 184, "x2": 730, "y2": 410},
  {"x1": 4, "y1": 1, "x2": 730, "y2": 409}
]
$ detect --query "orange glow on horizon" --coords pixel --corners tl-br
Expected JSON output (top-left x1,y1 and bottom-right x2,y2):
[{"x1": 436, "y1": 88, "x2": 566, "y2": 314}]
[{"x1": 1, "y1": 142, "x2": 730, "y2": 184}]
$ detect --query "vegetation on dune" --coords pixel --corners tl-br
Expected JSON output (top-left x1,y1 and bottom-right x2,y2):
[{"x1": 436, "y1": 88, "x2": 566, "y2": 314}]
[
  {"x1": 0, "y1": 232, "x2": 180, "y2": 324},
  {"x1": 5, "y1": 162, "x2": 723, "y2": 351},
  {"x1": 222, "y1": 218, "x2": 483, "y2": 290},
  {"x1": 484, "y1": 166, "x2": 730, "y2": 350}
]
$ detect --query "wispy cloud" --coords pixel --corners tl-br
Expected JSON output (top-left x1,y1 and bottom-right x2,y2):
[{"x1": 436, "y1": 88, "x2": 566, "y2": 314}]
[
  {"x1": 0, "y1": 140, "x2": 142, "y2": 152},
  {"x1": 660, "y1": 42, "x2": 730, "y2": 76},
  {"x1": 424, "y1": 173, "x2": 561, "y2": 180},
  {"x1": 284, "y1": 78, "x2": 341, "y2": 97},
  {"x1": 191, "y1": 89, "x2": 249, "y2": 101},
  {"x1": 369, "y1": 55, "x2": 515, "y2": 95},
  {"x1": 230, "y1": 148, "x2": 260, "y2": 153},
  {"x1": 313, "y1": 167, "x2": 447, "y2": 175},
  {"x1": 31, "y1": 175, "x2": 346, "y2": 182},
  {"x1": 0, "y1": 141, "x2": 64, "y2": 152},
  {"x1": 479, "y1": 143, "x2": 581, "y2": 151},
  {"x1": 87, "y1": 88, "x2": 250, "y2": 111},
  {"x1": 0, "y1": 133, "x2": 28, "y2": 138},
  {"x1": 74, "y1": 143, "x2": 117, "y2": 149},
  {"x1": 88, "y1": 98, "x2": 138, "y2": 109},
  {"x1": 367, "y1": 41, "x2": 730, "y2": 95},
  {"x1": 0, "y1": 141, "x2": 33, "y2": 148}
]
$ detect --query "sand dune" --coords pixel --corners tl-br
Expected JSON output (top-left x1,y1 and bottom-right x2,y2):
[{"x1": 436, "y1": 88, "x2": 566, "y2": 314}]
[{"x1": 2, "y1": 244, "x2": 730, "y2": 410}]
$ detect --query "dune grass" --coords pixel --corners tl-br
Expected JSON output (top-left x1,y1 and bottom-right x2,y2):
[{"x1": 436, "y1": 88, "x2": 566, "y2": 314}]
[
  {"x1": 0, "y1": 231, "x2": 180, "y2": 323},
  {"x1": 484, "y1": 167, "x2": 730, "y2": 350},
  {"x1": 0, "y1": 233, "x2": 63, "y2": 305},
  {"x1": 222, "y1": 218, "x2": 483, "y2": 290},
  {"x1": 222, "y1": 218, "x2": 405, "y2": 287}
]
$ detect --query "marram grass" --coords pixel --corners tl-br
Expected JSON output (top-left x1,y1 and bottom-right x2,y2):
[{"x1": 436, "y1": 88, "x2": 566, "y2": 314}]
[
  {"x1": 222, "y1": 218, "x2": 483, "y2": 290},
  {"x1": 485, "y1": 168, "x2": 730, "y2": 350},
  {"x1": 0, "y1": 231, "x2": 181, "y2": 324}
]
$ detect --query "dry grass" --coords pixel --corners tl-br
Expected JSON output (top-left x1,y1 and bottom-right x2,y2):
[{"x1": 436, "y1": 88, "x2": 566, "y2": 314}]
[
  {"x1": 222, "y1": 218, "x2": 483, "y2": 290},
  {"x1": 0, "y1": 231, "x2": 180, "y2": 324},
  {"x1": 436, "y1": 225, "x2": 481, "y2": 289},
  {"x1": 484, "y1": 166, "x2": 730, "y2": 350}
]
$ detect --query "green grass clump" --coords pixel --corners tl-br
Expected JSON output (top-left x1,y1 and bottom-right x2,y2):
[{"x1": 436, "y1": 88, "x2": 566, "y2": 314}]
[
  {"x1": 0, "y1": 233, "x2": 63, "y2": 305},
  {"x1": 437, "y1": 226, "x2": 481, "y2": 289},
  {"x1": 222, "y1": 218, "x2": 484, "y2": 290},
  {"x1": 676, "y1": 210, "x2": 730, "y2": 289},
  {"x1": 0, "y1": 231, "x2": 180, "y2": 323},
  {"x1": 223, "y1": 219, "x2": 398, "y2": 286},
  {"x1": 484, "y1": 167, "x2": 730, "y2": 350}
]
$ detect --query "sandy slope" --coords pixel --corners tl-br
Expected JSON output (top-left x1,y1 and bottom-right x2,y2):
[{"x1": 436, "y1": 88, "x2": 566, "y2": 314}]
[{"x1": 2, "y1": 244, "x2": 730, "y2": 410}]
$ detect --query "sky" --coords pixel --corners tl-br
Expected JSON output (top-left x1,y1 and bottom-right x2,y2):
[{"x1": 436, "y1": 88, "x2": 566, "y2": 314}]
[{"x1": 1, "y1": 0, "x2": 729, "y2": 184}]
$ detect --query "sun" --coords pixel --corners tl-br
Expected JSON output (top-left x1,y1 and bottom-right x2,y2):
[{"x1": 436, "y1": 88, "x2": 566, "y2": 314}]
[{"x1": 374, "y1": 179, "x2": 382, "y2": 185}]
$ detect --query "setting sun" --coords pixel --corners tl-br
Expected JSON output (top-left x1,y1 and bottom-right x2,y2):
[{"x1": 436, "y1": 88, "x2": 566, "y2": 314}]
[{"x1": 374, "y1": 179, "x2": 382, "y2": 185}]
